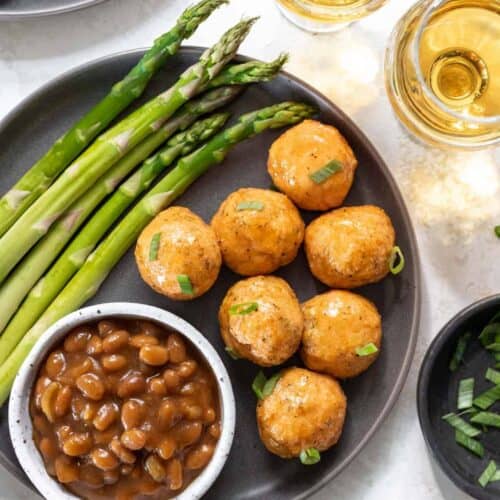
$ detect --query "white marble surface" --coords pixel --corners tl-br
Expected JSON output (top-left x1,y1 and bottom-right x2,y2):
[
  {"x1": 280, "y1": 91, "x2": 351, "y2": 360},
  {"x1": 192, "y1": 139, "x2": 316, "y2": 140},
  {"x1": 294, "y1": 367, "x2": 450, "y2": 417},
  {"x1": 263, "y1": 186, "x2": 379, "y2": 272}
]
[{"x1": 0, "y1": 0, "x2": 499, "y2": 499}]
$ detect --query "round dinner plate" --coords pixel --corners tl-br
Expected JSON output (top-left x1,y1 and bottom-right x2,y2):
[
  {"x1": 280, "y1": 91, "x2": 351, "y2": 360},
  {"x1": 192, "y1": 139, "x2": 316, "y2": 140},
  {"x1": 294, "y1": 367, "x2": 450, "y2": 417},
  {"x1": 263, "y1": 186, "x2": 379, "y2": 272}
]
[
  {"x1": 0, "y1": 47, "x2": 421, "y2": 499},
  {"x1": 0, "y1": 0, "x2": 107, "y2": 20}
]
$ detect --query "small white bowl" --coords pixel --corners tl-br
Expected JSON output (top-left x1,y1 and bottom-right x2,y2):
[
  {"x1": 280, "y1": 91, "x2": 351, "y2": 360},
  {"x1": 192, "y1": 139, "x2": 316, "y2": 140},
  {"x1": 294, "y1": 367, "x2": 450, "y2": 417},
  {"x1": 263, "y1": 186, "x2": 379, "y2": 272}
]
[{"x1": 9, "y1": 302, "x2": 236, "y2": 500}]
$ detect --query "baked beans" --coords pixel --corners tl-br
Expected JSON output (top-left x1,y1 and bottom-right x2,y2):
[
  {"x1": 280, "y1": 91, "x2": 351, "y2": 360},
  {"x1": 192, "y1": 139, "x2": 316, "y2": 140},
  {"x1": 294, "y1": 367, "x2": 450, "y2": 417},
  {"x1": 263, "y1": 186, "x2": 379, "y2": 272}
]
[{"x1": 30, "y1": 318, "x2": 220, "y2": 499}]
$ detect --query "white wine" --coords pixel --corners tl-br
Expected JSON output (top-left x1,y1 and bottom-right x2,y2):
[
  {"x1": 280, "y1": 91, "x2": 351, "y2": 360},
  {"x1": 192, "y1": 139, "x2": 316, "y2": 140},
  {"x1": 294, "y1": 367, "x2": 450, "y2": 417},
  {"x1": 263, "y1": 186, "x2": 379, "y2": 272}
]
[
  {"x1": 276, "y1": 0, "x2": 387, "y2": 30},
  {"x1": 386, "y1": 0, "x2": 500, "y2": 149}
]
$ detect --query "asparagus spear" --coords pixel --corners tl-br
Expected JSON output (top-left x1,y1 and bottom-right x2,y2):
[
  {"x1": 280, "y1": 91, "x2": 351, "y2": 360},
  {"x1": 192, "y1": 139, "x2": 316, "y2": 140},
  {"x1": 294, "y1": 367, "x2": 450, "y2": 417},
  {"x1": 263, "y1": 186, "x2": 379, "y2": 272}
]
[
  {"x1": 0, "y1": 18, "x2": 257, "y2": 284},
  {"x1": 0, "y1": 0, "x2": 227, "y2": 238},
  {"x1": 0, "y1": 54, "x2": 287, "y2": 345},
  {"x1": 0, "y1": 88, "x2": 238, "y2": 337},
  {"x1": 0, "y1": 102, "x2": 315, "y2": 405}
]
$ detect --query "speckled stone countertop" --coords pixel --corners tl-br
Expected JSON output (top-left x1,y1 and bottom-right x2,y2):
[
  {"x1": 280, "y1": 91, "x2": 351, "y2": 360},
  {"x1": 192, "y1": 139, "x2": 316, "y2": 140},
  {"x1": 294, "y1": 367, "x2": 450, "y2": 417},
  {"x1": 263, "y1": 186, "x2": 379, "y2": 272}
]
[{"x1": 0, "y1": 0, "x2": 498, "y2": 498}]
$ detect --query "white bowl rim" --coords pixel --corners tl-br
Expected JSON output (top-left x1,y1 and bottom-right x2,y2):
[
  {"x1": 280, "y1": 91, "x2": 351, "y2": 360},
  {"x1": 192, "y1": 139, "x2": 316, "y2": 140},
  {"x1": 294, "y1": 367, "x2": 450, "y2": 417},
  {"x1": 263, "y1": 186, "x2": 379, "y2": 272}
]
[{"x1": 9, "y1": 302, "x2": 236, "y2": 500}]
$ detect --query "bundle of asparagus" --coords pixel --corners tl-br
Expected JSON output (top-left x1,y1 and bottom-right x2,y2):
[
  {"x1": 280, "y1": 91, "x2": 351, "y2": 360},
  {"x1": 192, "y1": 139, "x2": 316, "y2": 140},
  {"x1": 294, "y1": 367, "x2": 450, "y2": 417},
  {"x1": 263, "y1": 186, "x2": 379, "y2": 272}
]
[
  {"x1": 0, "y1": 0, "x2": 227, "y2": 238},
  {"x1": 0, "y1": 0, "x2": 315, "y2": 405}
]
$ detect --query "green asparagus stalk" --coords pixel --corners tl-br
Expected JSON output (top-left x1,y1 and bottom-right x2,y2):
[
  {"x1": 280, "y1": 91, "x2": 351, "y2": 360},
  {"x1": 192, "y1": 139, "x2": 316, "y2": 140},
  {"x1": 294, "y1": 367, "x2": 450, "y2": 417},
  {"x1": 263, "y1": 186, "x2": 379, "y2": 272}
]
[
  {"x1": 0, "y1": 102, "x2": 315, "y2": 405},
  {"x1": 0, "y1": 0, "x2": 227, "y2": 238},
  {"x1": 0, "y1": 18, "x2": 257, "y2": 284},
  {"x1": 0, "y1": 88, "x2": 239, "y2": 337},
  {"x1": 0, "y1": 112, "x2": 229, "y2": 362},
  {"x1": 0, "y1": 54, "x2": 287, "y2": 346}
]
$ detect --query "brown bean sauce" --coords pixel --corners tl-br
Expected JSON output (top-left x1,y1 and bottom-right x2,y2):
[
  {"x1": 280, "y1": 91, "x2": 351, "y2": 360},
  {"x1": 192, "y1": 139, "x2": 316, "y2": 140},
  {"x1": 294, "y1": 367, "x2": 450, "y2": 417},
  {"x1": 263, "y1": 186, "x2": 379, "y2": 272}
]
[{"x1": 30, "y1": 318, "x2": 221, "y2": 499}]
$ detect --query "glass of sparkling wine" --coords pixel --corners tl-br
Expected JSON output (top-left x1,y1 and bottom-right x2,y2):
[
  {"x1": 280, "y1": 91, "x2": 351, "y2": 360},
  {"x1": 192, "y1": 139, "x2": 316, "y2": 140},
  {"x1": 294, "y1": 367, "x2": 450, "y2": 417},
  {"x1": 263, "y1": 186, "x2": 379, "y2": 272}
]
[
  {"x1": 275, "y1": 0, "x2": 389, "y2": 32},
  {"x1": 385, "y1": 0, "x2": 500, "y2": 149}
]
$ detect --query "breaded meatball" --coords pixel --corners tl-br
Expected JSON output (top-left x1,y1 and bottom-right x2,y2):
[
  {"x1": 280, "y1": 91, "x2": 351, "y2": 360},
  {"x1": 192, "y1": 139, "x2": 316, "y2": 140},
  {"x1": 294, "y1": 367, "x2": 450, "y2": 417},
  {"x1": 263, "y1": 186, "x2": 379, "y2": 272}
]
[
  {"x1": 305, "y1": 205, "x2": 396, "y2": 288},
  {"x1": 301, "y1": 290, "x2": 382, "y2": 379},
  {"x1": 267, "y1": 119, "x2": 358, "y2": 211},
  {"x1": 135, "y1": 206, "x2": 221, "y2": 300},
  {"x1": 211, "y1": 188, "x2": 304, "y2": 276},
  {"x1": 219, "y1": 276, "x2": 303, "y2": 366},
  {"x1": 257, "y1": 367, "x2": 346, "y2": 458}
]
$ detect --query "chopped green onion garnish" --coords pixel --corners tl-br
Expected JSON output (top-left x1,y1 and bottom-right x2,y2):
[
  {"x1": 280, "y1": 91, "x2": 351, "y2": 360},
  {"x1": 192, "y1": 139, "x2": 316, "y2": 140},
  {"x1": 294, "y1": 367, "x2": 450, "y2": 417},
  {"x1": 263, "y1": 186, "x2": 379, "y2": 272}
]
[
  {"x1": 457, "y1": 407, "x2": 479, "y2": 417},
  {"x1": 229, "y1": 302, "x2": 258, "y2": 315},
  {"x1": 494, "y1": 226, "x2": 500, "y2": 238},
  {"x1": 225, "y1": 347, "x2": 240, "y2": 360},
  {"x1": 486, "y1": 368, "x2": 500, "y2": 385},
  {"x1": 473, "y1": 385, "x2": 500, "y2": 410},
  {"x1": 457, "y1": 378, "x2": 474, "y2": 410},
  {"x1": 252, "y1": 371, "x2": 281, "y2": 400},
  {"x1": 471, "y1": 411, "x2": 500, "y2": 429},
  {"x1": 486, "y1": 343, "x2": 500, "y2": 352},
  {"x1": 479, "y1": 461, "x2": 497, "y2": 488},
  {"x1": 495, "y1": 353, "x2": 500, "y2": 361},
  {"x1": 236, "y1": 200, "x2": 264, "y2": 211},
  {"x1": 252, "y1": 371, "x2": 267, "y2": 400},
  {"x1": 455, "y1": 429, "x2": 484, "y2": 458},
  {"x1": 262, "y1": 372, "x2": 281, "y2": 398},
  {"x1": 442, "y1": 413, "x2": 481, "y2": 437},
  {"x1": 299, "y1": 448, "x2": 321, "y2": 465},
  {"x1": 309, "y1": 160, "x2": 343, "y2": 184},
  {"x1": 479, "y1": 323, "x2": 500, "y2": 347},
  {"x1": 449, "y1": 332, "x2": 471, "y2": 372},
  {"x1": 355, "y1": 343, "x2": 379, "y2": 357},
  {"x1": 388, "y1": 246, "x2": 405, "y2": 275},
  {"x1": 149, "y1": 232, "x2": 161, "y2": 261},
  {"x1": 177, "y1": 274, "x2": 194, "y2": 295},
  {"x1": 491, "y1": 470, "x2": 500, "y2": 482}
]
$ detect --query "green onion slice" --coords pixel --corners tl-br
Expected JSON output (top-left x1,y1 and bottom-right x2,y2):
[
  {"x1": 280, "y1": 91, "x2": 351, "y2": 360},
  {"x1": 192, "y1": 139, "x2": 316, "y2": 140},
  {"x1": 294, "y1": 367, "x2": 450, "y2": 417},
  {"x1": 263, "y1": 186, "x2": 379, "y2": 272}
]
[
  {"x1": 388, "y1": 246, "x2": 405, "y2": 275},
  {"x1": 177, "y1": 274, "x2": 194, "y2": 295},
  {"x1": 449, "y1": 332, "x2": 471, "y2": 372},
  {"x1": 494, "y1": 226, "x2": 500, "y2": 238},
  {"x1": 491, "y1": 470, "x2": 500, "y2": 482},
  {"x1": 355, "y1": 343, "x2": 379, "y2": 357},
  {"x1": 225, "y1": 347, "x2": 240, "y2": 360},
  {"x1": 471, "y1": 412, "x2": 500, "y2": 429},
  {"x1": 473, "y1": 385, "x2": 500, "y2": 410},
  {"x1": 252, "y1": 371, "x2": 267, "y2": 400},
  {"x1": 300, "y1": 448, "x2": 321, "y2": 465},
  {"x1": 252, "y1": 371, "x2": 281, "y2": 400},
  {"x1": 479, "y1": 461, "x2": 497, "y2": 488},
  {"x1": 486, "y1": 343, "x2": 500, "y2": 352},
  {"x1": 236, "y1": 200, "x2": 264, "y2": 211},
  {"x1": 479, "y1": 323, "x2": 500, "y2": 347},
  {"x1": 309, "y1": 160, "x2": 343, "y2": 184},
  {"x1": 495, "y1": 353, "x2": 500, "y2": 361},
  {"x1": 486, "y1": 368, "x2": 500, "y2": 385},
  {"x1": 455, "y1": 429, "x2": 484, "y2": 458},
  {"x1": 229, "y1": 302, "x2": 258, "y2": 316},
  {"x1": 262, "y1": 372, "x2": 281, "y2": 398},
  {"x1": 457, "y1": 378, "x2": 474, "y2": 410},
  {"x1": 442, "y1": 413, "x2": 481, "y2": 437},
  {"x1": 149, "y1": 232, "x2": 161, "y2": 261}
]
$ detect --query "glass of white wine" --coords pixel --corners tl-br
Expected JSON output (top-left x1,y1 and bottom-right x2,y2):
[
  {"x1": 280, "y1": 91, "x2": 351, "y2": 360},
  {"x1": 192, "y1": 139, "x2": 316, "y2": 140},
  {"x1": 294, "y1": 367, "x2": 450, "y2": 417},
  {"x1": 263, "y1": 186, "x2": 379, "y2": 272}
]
[
  {"x1": 275, "y1": 0, "x2": 389, "y2": 32},
  {"x1": 385, "y1": 0, "x2": 500, "y2": 149}
]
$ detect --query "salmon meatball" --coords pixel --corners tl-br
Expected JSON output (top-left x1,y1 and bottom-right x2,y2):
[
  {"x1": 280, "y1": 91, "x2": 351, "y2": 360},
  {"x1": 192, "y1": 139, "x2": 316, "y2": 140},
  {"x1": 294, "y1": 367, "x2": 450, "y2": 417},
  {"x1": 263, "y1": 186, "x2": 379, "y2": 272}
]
[
  {"x1": 305, "y1": 205, "x2": 396, "y2": 289},
  {"x1": 267, "y1": 119, "x2": 358, "y2": 211},
  {"x1": 301, "y1": 290, "x2": 381, "y2": 379},
  {"x1": 219, "y1": 276, "x2": 303, "y2": 366},
  {"x1": 211, "y1": 188, "x2": 304, "y2": 276},
  {"x1": 135, "y1": 207, "x2": 221, "y2": 300},
  {"x1": 256, "y1": 367, "x2": 346, "y2": 459}
]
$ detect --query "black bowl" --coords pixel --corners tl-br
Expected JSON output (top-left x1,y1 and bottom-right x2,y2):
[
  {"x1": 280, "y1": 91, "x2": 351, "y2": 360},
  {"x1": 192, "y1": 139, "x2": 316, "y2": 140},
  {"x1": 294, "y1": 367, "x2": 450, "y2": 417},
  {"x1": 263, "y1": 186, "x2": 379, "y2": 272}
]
[{"x1": 417, "y1": 294, "x2": 500, "y2": 500}]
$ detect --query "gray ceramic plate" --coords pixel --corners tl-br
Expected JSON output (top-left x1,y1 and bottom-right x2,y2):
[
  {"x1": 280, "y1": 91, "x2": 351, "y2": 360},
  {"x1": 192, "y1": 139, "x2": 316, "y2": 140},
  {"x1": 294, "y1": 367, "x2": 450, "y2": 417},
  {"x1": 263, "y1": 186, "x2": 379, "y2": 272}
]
[
  {"x1": 0, "y1": 0, "x2": 106, "y2": 19},
  {"x1": 0, "y1": 47, "x2": 420, "y2": 499}
]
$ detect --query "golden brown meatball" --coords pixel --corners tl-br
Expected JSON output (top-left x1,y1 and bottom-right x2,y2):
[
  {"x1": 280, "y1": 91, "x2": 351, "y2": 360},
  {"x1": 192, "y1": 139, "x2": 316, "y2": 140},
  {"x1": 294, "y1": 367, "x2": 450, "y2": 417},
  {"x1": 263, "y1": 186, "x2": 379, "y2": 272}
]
[
  {"x1": 135, "y1": 207, "x2": 221, "y2": 300},
  {"x1": 211, "y1": 188, "x2": 304, "y2": 276},
  {"x1": 219, "y1": 276, "x2": 303, "y2": 366},
  {"x1": 267, "y1": 119, "x2": 358, "y2": 211},
  {"x1": 256, "y1": 367, "x2": 346, "y2": 458},
  {"x1": 305, "y1": 205, "x2": 396, "y2": 289},
  {"x1": 301, "y1": 290, "x2": 381, "y2": 379}
]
